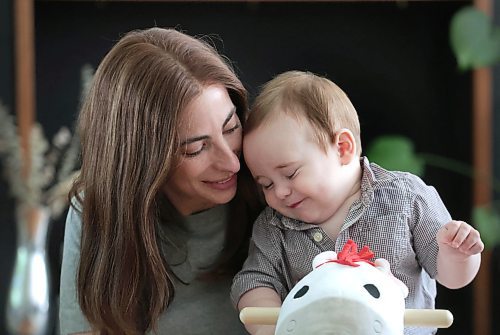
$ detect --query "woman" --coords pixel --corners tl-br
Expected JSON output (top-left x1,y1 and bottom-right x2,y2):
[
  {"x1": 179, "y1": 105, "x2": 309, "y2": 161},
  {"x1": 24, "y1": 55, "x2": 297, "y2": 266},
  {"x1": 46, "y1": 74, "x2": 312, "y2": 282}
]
[{"x1": 59, "y1": 27, "x2": 261, "y2": 335}]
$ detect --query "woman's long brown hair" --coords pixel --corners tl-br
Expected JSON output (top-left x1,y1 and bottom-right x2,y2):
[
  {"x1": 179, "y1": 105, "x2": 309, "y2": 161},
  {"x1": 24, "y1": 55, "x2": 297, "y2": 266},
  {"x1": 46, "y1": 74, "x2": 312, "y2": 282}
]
[{"x1": 69, "y1": 28, "x2": 251, "y2": 334}]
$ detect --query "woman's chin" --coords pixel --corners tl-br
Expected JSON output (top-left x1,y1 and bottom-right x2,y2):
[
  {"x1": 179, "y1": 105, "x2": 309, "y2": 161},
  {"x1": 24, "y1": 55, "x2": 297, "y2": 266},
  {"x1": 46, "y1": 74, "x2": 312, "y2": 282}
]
[{"x1": 217, "y1": 188, "x2": 238, "y2": 204}]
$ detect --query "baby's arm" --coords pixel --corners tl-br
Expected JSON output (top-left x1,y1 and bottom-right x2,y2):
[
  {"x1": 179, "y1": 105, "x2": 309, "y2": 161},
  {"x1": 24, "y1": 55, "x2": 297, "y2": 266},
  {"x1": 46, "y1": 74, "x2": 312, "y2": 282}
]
[
  {"x1": 238, "y1": 287, "x2": 281, "y2": 335},
  {"x1": 436, "y1": 220, "x2": 484, "y2": 289}
]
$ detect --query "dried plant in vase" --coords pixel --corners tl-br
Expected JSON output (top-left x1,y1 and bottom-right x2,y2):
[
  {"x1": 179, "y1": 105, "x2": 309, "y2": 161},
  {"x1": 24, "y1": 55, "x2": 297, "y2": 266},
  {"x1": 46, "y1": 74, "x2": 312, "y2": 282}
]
[
  {"x1": 0, "y1": 101, "x2": 80, "y2": 219},
  {"x1": 0, "y1": 63, "x2": 93, "y2": 335},
  {"x1": 0, "y1": 101, "x2": 81, "y2": 335},
  {"x1": 0, "y1": 63, "x2": 95, "y2": 219}
]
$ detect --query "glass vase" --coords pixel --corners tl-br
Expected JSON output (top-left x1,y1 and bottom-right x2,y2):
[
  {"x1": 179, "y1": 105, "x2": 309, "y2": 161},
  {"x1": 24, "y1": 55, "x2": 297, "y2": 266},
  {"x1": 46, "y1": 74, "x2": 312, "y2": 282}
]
[{"x1": 6, "y1": 205, "x2": 50, "y2": 335}]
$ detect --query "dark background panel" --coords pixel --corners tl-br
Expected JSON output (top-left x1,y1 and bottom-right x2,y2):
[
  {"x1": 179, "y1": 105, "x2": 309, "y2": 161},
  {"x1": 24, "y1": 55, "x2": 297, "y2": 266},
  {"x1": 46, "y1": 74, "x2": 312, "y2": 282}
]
[
  {"x1": 35, "y1": 1, "x2": 474, "y2": 216},
  {"x1": 1, "y1": 1, "x2": 495, "y2": 334}
]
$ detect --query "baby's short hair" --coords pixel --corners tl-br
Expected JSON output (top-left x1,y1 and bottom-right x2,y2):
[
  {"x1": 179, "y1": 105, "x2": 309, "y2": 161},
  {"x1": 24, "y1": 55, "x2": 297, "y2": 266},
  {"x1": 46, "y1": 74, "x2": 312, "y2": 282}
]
[{"x1": 246, "y1": 71, "x2": 361, "y2": 155}]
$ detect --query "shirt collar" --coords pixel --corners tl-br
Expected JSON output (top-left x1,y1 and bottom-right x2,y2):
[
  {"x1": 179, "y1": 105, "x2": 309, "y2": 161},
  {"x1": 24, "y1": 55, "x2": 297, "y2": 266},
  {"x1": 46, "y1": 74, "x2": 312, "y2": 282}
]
[{"x1": 360, "y1": 156, "x2": 376, "y2": 206}]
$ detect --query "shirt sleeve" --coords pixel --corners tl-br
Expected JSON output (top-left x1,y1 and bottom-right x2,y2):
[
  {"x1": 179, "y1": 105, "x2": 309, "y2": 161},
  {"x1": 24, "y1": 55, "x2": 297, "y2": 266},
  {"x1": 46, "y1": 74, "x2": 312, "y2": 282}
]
[
  {"x1": 407, "y1": 173, "x2": 452, "y2": 278},
  {"x1": 230, "y1": 208, "x2": 288, "y2": 307},
  {"x1": 59, "y1": 205, "x2": 92, "y2": 334}
]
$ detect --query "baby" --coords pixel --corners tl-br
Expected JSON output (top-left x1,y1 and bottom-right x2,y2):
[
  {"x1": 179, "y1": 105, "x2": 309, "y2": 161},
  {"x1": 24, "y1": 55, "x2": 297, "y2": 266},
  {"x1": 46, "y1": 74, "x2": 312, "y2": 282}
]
[{"x1": 231, "y1": 71, "x2": 483, "y2": 335}]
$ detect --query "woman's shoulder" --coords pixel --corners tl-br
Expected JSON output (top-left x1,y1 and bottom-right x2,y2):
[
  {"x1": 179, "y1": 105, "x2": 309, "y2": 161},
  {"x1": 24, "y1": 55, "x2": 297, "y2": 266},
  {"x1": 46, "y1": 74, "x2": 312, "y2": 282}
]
[
  {"x1": 65, "y1": 196, "x2": 84, "y2": 233},
  {"x1": 69, "y1": 192, "x2": 84, "y2": 212}
]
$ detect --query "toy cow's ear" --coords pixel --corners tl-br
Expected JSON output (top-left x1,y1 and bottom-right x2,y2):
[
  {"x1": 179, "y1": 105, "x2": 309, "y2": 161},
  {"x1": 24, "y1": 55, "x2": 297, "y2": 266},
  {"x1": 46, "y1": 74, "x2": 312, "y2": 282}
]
[
  {"x1": 375, "y1": 258, "x2": 409, "y2": 298},
  {"x1": 374, "y1": 258, "x2": 391, "y2": 273},
  {"x1": 312, "y1": 251, "x2": 338, "y2": 269},
  {"x1": 398, "y1": 279, "x2": 409, "y2": 298}
]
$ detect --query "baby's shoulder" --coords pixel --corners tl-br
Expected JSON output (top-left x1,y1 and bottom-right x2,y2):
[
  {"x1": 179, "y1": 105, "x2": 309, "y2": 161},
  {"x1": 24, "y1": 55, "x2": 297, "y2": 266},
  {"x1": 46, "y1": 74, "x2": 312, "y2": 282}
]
[{"x1": 370, "y1": 163, "x2": 429, "y2": 193}]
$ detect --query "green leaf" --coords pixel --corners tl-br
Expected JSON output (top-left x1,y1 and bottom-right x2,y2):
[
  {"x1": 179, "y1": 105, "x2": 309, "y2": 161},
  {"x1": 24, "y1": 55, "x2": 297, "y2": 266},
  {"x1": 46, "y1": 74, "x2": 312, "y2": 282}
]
[
  {"x1": 473, "y1": 206, "x2": 500, "y2": 249},
  {"x1": 365, "y1": 135, "x2": 424, "y2": 176},
  {"x1": 450, "y1": 6, "x2": 500, "y2": 70}
]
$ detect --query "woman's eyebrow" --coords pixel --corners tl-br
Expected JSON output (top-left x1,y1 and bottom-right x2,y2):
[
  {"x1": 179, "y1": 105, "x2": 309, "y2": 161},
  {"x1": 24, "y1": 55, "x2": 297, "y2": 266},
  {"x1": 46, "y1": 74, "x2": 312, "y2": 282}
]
[
  {"x1": 180, "y1": 107, "x2": 237, "y2": 146},
  {"x1": 181, "y1": 135, "x2": 208, "y2": 146}
]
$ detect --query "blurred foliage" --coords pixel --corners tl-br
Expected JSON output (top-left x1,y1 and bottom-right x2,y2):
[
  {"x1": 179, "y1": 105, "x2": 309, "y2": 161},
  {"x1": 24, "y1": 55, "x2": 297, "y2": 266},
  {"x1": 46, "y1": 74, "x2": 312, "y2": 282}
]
[
  {"x1": 450, "y1": 6, "x2": 500, "y2": 70},
  {"x1": 449, "y1": 5, "x2": 500, "y2": 247},
  {"x1": 474, "y1": 206, "x2": 500, "y2": 249},
  {"x1": 366, "y1": 136, "x2": 500, "y2": 249},
  {"x1": 364, "y1": 136, "x2": 424, "y2": 176}
]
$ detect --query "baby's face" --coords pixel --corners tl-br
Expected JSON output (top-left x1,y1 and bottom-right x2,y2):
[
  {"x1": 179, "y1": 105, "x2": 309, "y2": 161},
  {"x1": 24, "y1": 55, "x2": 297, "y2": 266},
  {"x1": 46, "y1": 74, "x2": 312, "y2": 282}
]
[{"x1": 243, "y1": 113, "x2": 357, "y2": 225}]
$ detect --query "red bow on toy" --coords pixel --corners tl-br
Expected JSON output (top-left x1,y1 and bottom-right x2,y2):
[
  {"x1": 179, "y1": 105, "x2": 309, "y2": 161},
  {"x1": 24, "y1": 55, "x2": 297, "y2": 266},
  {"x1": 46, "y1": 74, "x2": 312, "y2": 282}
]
[{"x1": 316, "y1": 239, "x2": 375, "y2": 268}]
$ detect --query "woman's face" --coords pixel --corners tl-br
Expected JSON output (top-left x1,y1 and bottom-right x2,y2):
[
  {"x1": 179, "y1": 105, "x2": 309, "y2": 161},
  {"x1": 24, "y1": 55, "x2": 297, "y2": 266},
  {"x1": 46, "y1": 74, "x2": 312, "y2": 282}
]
[{"x1": 163, "y1": 84, "x2": 242, "y2": 215}]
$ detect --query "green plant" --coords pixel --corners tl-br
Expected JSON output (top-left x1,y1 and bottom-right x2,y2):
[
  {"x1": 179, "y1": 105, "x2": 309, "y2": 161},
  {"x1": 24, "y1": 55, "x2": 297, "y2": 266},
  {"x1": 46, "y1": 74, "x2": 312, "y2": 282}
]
[
  {"x1": 450, "y1": 6, "x2": 500, "y2": 70},
  {"x1": 449, "y1": 5, "x2": 500, "y2": 248}
]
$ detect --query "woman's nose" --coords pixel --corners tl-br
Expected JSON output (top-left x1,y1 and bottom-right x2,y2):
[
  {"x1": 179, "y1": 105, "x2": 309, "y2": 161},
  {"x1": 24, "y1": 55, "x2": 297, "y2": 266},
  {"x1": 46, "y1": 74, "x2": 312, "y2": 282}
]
[{"x1": 213, "y1": 142, "x2": 240, "y2": 173}]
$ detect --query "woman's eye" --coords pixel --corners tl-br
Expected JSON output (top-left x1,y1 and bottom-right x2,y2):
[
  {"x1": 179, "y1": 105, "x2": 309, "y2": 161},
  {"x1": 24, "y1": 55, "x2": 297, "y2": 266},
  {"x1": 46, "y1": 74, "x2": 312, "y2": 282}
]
[
  {"x1": 223, "y1": 122, "x2": 240, "y2": 134},
  {"x1": 184, "y1": 143, "x2": 206, "y2": 157}
]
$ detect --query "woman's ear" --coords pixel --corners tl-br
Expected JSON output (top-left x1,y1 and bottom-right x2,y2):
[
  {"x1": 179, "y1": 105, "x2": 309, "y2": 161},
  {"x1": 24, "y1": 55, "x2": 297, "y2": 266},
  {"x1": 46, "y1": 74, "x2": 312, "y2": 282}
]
[{"x1": 335, "y1": 129, "x2": 357, "y2": 165}]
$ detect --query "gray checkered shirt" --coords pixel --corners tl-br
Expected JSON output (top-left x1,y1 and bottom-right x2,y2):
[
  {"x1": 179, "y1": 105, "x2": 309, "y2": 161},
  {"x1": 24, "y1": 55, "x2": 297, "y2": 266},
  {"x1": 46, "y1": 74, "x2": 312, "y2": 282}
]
[{"x1": 231, "y1": 158, "x2": 451, "y2": 335}]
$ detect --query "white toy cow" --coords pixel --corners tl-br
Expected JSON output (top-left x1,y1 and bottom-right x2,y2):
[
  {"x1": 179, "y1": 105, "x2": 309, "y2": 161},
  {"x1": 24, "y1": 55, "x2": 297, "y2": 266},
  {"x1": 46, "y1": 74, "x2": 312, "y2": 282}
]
[{"x1": 275, "y1": 240, "x2": 409, "y2": 335}]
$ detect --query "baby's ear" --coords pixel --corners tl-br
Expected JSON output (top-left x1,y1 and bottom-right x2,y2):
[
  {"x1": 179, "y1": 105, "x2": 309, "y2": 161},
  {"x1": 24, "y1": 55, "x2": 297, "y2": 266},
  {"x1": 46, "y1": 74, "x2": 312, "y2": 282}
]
[{"x1": 336, "y1": 129, "x2": 357, "y2": 164}]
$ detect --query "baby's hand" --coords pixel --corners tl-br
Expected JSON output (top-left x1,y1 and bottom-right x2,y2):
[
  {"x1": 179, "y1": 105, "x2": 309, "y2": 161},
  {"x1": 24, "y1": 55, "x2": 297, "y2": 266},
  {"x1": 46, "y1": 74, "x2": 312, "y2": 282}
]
[{"x1": 436, "y1": 220, "x2": 484, "y2": 258}]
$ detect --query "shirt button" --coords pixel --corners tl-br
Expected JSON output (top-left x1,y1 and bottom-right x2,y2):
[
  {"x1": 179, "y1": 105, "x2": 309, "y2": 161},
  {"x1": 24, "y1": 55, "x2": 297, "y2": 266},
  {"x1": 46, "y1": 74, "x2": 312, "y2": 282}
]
[{"x1": 313, "y1": 232, "x2": 323, "y2": 242}]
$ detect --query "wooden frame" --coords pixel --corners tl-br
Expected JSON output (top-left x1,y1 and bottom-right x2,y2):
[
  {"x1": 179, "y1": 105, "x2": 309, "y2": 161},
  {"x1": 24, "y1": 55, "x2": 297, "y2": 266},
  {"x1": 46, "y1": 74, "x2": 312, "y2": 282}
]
[
  {"x1": 472, "y1": 1, "x2": 493, "y2": 335},
  {"x1": 14, "y1": 0, "x2": 35, "y2": 177},
  {"x1": 15, "y1": 1, "x2": 494, "y2": 334}
]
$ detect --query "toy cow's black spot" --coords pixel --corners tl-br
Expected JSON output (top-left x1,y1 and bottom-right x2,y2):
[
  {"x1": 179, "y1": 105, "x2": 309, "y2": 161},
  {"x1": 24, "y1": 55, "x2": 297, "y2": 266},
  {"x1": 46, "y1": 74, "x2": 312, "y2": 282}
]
[
  {"x1": 293, "y1": 285, "x2": 309, "y2": 299},
  {"x1": 363, "y1": 284, "x2": 380, "y2": 298}
]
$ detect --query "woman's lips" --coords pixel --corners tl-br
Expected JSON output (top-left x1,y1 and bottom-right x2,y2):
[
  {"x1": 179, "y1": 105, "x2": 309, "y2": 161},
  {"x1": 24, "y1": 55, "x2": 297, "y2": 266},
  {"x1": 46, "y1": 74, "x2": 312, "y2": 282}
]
[{"x1": 205, "y1": 174, "x2": 237, "y2": 190}]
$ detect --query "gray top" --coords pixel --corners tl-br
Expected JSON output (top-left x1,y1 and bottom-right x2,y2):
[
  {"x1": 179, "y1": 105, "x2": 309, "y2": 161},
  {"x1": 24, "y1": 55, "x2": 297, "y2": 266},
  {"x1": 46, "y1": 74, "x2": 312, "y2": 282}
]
[
  {"x1": 231, "y1": 158, "x2": 451, "y2": 335},
  {"x1": 59, "y1": 202, "x2": 247, "y2": 335}
]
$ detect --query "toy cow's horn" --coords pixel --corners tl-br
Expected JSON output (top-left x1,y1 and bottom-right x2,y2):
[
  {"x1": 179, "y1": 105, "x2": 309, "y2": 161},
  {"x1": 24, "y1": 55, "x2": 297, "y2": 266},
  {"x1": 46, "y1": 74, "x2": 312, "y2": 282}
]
[{"x1": 239, "y1": 307, "x2": 454, "y2": 328}]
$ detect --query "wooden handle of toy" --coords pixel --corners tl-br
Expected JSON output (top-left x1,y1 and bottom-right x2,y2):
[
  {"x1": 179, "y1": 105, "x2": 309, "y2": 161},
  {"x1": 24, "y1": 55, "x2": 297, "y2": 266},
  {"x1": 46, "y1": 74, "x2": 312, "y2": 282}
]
[
  {"x1": 240, "y1": 307, "x2": 453, "y2": 328},
  {"x1": 404, "y1": 309, "x2": 453, "y2": 328},
  {"x1": 239, "y1": 307, "x2": 280, "y2": 325}
]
